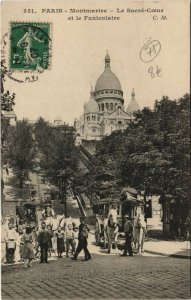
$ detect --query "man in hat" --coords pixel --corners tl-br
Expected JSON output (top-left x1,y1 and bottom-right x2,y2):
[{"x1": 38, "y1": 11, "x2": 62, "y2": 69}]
[
  {"x1": 121, "y1": 215, "x2": 133, "y2": 257},
  {"x1": 71, "y1": 217, "x2": 91, "y2": 261}
]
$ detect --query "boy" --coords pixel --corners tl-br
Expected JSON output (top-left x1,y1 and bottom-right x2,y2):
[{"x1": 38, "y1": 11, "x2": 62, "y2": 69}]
[{"x1": 65, "y1": 224, "x2": 76, "y2": 257}]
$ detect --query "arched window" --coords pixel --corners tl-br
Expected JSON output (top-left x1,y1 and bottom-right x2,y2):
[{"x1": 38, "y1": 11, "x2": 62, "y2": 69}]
[
  {"x1": 110, "y1": 103, "x2": 113, "y2": 111},
  {"x1": 87, "y1": 116, "x2": 90, "y2": 122},
  {"x1": 98, "y1": 104, "x2": 100, "y2": 111},
  {"x1": 106, "y1": 103, "x2": 109, "y2": 110},
  {"x1": 101, "y1": 103, "x2": 104, "y2": 111}
]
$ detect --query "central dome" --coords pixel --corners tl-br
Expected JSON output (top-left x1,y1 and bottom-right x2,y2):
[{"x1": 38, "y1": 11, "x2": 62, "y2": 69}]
[{"x1": 95, "y1": 53, "x2": 122, "y2": 92}]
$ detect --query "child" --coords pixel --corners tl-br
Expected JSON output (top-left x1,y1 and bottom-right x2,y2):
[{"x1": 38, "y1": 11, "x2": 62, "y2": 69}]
[
  {"x1": 55, "y1": 226, "x2": 65, "y2": 258},
  {"x1": 21, "y1": 225, "x2": 34, "y2": 268},
  {"x1": 65, "y1": 224, "x2": 76, "y2": 257},
  {"x1": 47, "y1": 225, "x2": 53, "y2": 258}
]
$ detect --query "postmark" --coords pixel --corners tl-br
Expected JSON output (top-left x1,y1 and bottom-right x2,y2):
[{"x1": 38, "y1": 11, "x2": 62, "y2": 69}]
[{"x1": 10, "y1": 22, "x2": 51, "y2": 71}]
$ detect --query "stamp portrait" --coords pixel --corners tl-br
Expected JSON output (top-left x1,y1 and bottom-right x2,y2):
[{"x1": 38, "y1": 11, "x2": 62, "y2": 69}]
[{"x1": 10, "y1": 22, "x2": 51, "y2": 71}]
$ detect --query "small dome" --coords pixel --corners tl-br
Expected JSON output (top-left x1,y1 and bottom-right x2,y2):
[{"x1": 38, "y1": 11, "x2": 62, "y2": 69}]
[
  {"x1": 127, "y1": 89, "x2": 140, "y2": 115},
  {"x1": 85, "y1": 98, "x2": 99, "y2": 113},
  {"x1": 85, "y1": 88, "x2": 99, "y2": 113}
]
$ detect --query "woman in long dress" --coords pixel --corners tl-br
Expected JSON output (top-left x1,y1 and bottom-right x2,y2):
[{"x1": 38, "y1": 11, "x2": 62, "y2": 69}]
[{"x1": 21, "y1": 225, "x2": 34, "y2": 268}]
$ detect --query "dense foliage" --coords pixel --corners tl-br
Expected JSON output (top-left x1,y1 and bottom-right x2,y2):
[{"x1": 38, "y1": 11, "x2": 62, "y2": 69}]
[
  {"x1": 34, "y1": 117, "x2": 78, "y2": 189},
  {"x1": 7, "y1": 119, "x2": 36, "y2": 188},
  {"x1": 88, "y1": 95, "x2": 190, "y2": 204}
]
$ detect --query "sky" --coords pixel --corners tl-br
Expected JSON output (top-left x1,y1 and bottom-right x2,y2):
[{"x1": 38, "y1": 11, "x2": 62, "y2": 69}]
[{"x1": 2, "y1": 0, "x2": 190, "y2": 125}]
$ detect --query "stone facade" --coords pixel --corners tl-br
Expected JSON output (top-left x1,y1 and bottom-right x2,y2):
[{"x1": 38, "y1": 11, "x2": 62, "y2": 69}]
[{"x1": 74, "y1": 52, "x2": 140, "y2": 140}]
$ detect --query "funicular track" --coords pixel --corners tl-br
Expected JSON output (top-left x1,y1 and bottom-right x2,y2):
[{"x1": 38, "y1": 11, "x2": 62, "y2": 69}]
[
  {"x1": 78, "y1": 144, "x2": 98, "y2": 171},
  {"x1": 74, "y1": 144, "x2": 100, "y2": 221}
]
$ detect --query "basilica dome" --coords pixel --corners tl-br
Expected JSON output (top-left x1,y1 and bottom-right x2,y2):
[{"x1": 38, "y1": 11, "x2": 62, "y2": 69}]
[{"x1": 95, "y1": 53, "x2": 122, "y2": 92}]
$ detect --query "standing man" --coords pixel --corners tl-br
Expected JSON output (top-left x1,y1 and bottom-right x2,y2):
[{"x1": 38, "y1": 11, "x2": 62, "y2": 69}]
[
  {"x1": 71, "y1": 217, "x2": 91, "y2": 261},
  {"x1": 37, "y1": 222, "x2": 49, "y2": 263},
  {"x1": 121, "y1": 215, "x2": 133, "y2": 257}
]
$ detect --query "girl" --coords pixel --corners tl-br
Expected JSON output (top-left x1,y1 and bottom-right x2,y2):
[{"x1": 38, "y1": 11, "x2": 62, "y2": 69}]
[
  {"x1": 21, "y1": 225, "x2": 34, "y2": 268},
  {"x1": 55, "y1": 226, "x2": 65, "y2": 258}
]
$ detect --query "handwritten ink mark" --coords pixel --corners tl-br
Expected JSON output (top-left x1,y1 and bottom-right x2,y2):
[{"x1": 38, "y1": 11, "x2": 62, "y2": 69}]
[
  {"x1": 148, "y1": 65, "x2": 162, "y2": 78},
  {"x1": 140, "y1": 38, "x2": 161, "y2": 63}
]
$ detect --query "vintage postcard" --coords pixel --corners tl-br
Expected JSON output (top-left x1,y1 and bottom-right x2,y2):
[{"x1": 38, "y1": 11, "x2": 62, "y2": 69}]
[{"x1": 1, "y1": 0, "x2": 190, "y2": 299}]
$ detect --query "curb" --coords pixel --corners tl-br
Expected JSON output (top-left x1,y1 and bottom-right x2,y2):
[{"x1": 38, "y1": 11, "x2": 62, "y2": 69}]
[{"x1": 144, "y1": 249, "x2": 190, "y2": 259}]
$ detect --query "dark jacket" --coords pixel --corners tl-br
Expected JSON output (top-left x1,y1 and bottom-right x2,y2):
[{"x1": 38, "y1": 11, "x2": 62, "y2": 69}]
[
  {"x1": 124, "y1": 220, "x2": 133, "y2": 236},
  {"x1": 78, "y1": 223, "x2": 90, "y2": 240},
  {"x1": 38, "y1": 229, "x2": 50, "y2": 245}
]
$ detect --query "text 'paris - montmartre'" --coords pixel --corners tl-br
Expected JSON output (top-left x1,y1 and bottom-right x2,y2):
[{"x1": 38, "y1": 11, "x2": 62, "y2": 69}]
[{"x1": 23, "y1": 8, "x2": 164, "y2": 14}]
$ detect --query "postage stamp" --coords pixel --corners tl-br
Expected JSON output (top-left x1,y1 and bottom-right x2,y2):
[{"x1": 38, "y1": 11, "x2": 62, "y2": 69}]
[{"x1": 10, "y1": 22, "x2": 51, "y2": 71}]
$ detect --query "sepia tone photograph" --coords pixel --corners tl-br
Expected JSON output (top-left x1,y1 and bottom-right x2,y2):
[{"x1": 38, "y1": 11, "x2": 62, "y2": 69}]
[{"x1": 1, "y1": 0, "x2": 190, "y2": 299}]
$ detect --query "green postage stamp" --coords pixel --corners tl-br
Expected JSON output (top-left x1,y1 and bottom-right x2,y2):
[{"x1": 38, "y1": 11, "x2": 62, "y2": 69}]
[{"x1": 10, "y1": 22, "x2": 51, "y2": 71}]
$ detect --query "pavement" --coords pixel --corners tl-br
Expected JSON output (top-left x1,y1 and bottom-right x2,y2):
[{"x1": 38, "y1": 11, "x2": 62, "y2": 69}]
[
  {"x1": 1, "y1": 242, "x2": 190, "y2": 299},
  {"x1": 144, "y1": 239, "x2": 190, "y2": 259}
]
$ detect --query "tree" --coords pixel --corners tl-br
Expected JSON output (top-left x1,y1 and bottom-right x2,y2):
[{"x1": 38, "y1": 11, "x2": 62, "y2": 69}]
[
  {"x1": 1, "y1": 63, "x2": 16, "y2": 161},
  {"x1": 92, "y1": 94, "x2": 190, "y2": 220},
  {"x1": 34, "y1": 117, "x2": 52, "y2": 155},
  {"x1": 7, "y1": 119, "x2": 36, "y2": 188},
  {"x1": 1, "y1": 90, "x2": 15, "y2": 112},
  {"x1": 35, "y1": 121, "x2": 78, "y2": 211}
]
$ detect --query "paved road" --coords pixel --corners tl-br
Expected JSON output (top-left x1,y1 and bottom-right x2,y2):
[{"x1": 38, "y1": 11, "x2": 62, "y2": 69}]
[{"x1": 2, "y1": 247, "x2": 190, "y2": 299}]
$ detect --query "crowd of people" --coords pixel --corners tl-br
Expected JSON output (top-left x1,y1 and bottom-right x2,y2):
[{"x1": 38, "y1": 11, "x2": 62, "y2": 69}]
[{"x1": 2, "y1": 210, "x2": 92, "y2": 268}]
